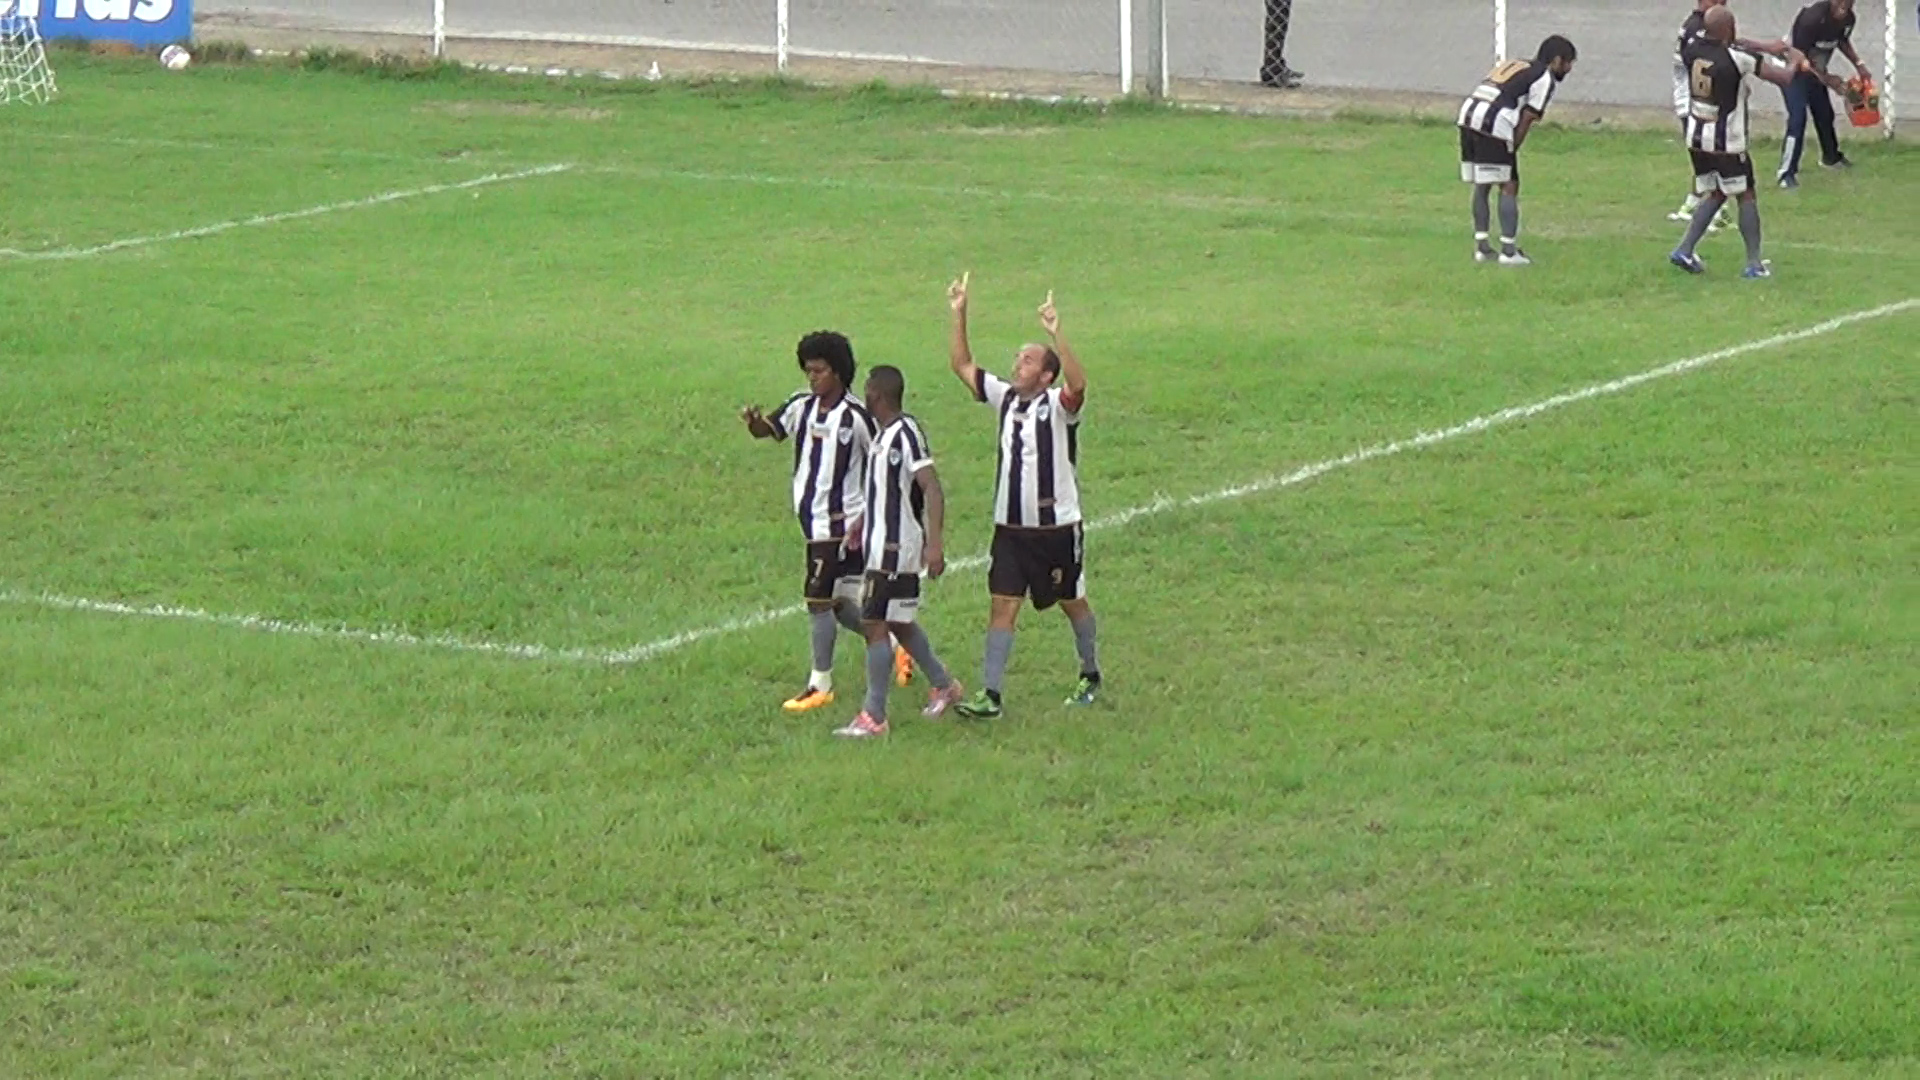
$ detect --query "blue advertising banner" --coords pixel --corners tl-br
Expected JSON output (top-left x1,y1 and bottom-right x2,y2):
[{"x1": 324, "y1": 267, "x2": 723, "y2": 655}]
[{"x1": 1, "y1": 0, "x2": 192, "y2": 48}]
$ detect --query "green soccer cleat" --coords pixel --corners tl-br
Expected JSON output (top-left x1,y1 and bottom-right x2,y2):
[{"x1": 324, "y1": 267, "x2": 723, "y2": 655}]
[
  {"x1": 1065, "y1": 676, "x2": 1101, "y2": 707},
  {"x1": 953, "y1": 690, "x2": 1003, "y2": 720}
]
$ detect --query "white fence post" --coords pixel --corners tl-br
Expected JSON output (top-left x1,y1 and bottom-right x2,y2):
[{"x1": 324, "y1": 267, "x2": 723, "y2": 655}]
[
  {"x1": 1119, "y1": 0, "x2": 1134, "y2": 95},
  {"x1": 432, "y1": 0, "x2": 445, "y2": 58},
  {"x1": 1493, "y1": 0, "x2": 1507, "y2": 62},
  {"x1": 776, "y1": 0, "x2": 789, "y2": 73},
  {"x1": 1883, "y1": 0, "x2": 1897, "y2": 139}
]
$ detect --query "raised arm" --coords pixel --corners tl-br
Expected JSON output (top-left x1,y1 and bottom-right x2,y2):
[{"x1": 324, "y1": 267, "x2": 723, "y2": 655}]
[
  {"x1": 1038, "y1": 291, "x2": 1086, "y2": 410},
  {"x1": 1736, "y1": 36, "x2": 1790, "y2": 57},
  {"x1": 1758, "y1": 48, "x2": 1812, "y2": 89},
  {"x1": 948, "y1": 272, "x2": 982, "y2": 397},
  {"x1": 915, "y1": 464, "x2": 946, "y2": 578}
]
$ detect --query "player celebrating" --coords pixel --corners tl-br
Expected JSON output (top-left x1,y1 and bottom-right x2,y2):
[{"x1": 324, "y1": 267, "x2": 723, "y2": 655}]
[
  {"x1": 1777, "y1": 0, "x2": 1870, "y2": 188},
  {"x1": 1456, "y1": 34, "x2": 1578, "y2": 267},
  {"x1": 833, "y1": 365, "x2": 966, "y2": 738},
  {"x1": 1670, "y1": 6, "x2": 1810, "y2": 277},
  {"x1": 741, "y1": 330, "x2": 909, "y2": 712},
  {"x1": 1670, "y1": 2, "x2": 1733, "y2": 229},
  {"x1": 1670, "y1": 2, "x2": 1788, "y2": 225},
  {"x1": 946, "y1": 274, "x2": 1102, "y2": 720}
]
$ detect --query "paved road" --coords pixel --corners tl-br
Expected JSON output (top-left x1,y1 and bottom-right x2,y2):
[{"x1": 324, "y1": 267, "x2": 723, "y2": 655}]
[{"x1": 200, "y1": 0, "x2": 1905, "y2": 110}]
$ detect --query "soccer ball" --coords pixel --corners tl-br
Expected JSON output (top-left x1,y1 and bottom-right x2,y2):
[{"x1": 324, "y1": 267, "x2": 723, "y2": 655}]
[{"x1": 160, "y1": 45, "x2": 191, "y2": 71}]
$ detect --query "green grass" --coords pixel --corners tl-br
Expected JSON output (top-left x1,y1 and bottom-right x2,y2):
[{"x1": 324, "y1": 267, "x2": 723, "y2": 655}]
[{"x1": 2, "y1": 53, "x2": 1916, "y2": 1076}]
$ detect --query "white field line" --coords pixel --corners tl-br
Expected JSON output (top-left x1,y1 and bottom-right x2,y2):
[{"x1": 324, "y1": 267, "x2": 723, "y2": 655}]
[
  {"x1": 3, "y1": 298, "x2": 1913, "y2": 663},
  {"x1": 0, "y1": 164, "x2": 573, "y2": 262},
  {"x1": 3, "y1": 130, "x2": 473, "y2": 163}
]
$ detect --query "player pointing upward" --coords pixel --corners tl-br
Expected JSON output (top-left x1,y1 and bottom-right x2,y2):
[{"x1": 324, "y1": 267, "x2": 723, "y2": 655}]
[{"x1": 946, "y1": 274, "x2": 1102, "y2": 720}]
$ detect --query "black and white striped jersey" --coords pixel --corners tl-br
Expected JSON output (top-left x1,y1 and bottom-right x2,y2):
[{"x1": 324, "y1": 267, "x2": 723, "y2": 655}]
[
  {"x1": 974, "y1": 370, "x2": 1082, "y2": 529},
  {"x1": 768, "y1": 390, "x2": 877, "y2": 542},
  {"x1": 862, "y1": 414, "x2": 934, "y2": 575},
  {"x1": 1457, "y1": 59, "x2": 1559, "y2": 147},
  {"x1": 1673, "y1": 8, "x2": 1711, "y2": 117},
  {"x1": 1682, "y1": 40, "x2": 1762, "y2": 154}
]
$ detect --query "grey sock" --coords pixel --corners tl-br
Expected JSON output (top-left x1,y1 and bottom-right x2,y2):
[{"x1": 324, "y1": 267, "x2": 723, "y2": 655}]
[
  {"x1": 1738, "y1": 197, "x2": 1763, "y2": 267},
  {"x1": 833, "y1": 599, "x2": 863, "y2": 634},
  {"x1": 984, "y1": 627, "x2": 1015, "y2": 696},
  {"x1": 864, "y1": 640, "x2": 892, "y2": 720},
  {"x1": 809, "y1": 609, "x2": 836, "y2": 675},
  {"x1": 894, "y1": 624, "x2": 951, "y2": 689},
  {"x1": 1471, "y1": 185, "x2": 1492, "y2": 239},
  {"x1": 1677, "y1": 195, "x2": 1721, "y2": 257},
  {"x1": 1070, "y1": 613, "x2": 1099, "y2": 678},
  {"x1": 1497, "y1": 190, "x2": 1520, "y2": 253}
]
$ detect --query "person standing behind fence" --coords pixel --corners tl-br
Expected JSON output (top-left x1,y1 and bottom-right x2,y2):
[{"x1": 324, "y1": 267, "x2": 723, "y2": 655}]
[
  {"x1": 1777, "y1": 0, "x2": 1871, "y2": 187},
  {"x1": 1258, "y1": 0, "x2": 1302, "y2": 88}
]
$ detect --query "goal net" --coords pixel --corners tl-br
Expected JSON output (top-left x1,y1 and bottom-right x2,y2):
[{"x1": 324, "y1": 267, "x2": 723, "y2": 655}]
[{"x1": 0, "y1": 14, "x2": 55, "y2": 105}]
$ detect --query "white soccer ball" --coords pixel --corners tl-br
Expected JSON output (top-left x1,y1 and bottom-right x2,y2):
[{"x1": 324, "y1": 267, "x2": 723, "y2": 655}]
[{"x1": 160, "y1": 45, "x2": 192, "y2": 71}]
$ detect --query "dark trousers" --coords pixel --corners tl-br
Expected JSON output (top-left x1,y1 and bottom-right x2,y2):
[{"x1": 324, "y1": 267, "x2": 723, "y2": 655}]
[
  {"x1": 1779, "y1": 71, "x2": 1841, "y2": 178},
  {"x1": 1260, "y1": 0, "x2": 1294, "y2": 78}
]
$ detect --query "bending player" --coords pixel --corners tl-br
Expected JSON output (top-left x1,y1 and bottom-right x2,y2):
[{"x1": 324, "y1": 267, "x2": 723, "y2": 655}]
[{"x1": 1456, "y1": 35, "x2": 1579, "y2": 266}]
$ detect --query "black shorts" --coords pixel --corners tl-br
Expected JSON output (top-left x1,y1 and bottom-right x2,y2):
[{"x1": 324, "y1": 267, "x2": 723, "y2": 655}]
[
  {"x1": 1689, "y1": 149, "x2": 1754, "y2": 196},
  {"x1": 860, "y1": 571, "x2": 922, "y2": 624},
  {"x1": 803, "y1": 539, "x2": 861, "y2": 604},
  {"x1": 988, "y1": 524, "x2": 1085, "y2": 611},
  {"x1": 1459, "y1": 128, "x2": 1518, "y2": 185}
]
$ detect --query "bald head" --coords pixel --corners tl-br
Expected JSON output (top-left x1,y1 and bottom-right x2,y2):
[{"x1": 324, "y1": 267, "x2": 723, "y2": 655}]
[{"x1": 1704, "y1": 4, "x2": 1736, "y2": 41}]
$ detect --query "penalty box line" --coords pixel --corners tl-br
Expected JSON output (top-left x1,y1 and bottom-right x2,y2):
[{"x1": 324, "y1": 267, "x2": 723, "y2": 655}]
[
  {"x1": 3, "y1": 297, "x2": 1914, "y2": 663},
  {"x1": 0, "y1": 164, "x2": 574, "y2": 262}
]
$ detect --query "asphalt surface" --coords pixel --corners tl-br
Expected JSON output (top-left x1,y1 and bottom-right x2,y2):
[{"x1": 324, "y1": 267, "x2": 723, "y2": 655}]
[{"x1": 199, "y1": 0, "x2": 1907, "y2": 110}]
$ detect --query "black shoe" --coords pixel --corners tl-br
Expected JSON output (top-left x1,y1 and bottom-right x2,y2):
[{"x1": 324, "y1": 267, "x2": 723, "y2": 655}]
[
  {"x1": 1778, "y1": 173, "x2": 1799, "y2": 189},
  {"x1": 1820, "y1": 155, "x2": 1853, "y2": 170},
  {"x1": 1258, "y1": 66, "x2": 1303, "y2": 89}
]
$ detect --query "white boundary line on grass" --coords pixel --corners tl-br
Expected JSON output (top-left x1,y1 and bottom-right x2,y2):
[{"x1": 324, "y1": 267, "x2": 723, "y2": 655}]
[
  {"x1": 3, "y1": 298, "x2": 1914, "y2": 663},
  {"x1": 0, "y1": 164, "x2": 574, "y2": 262}
]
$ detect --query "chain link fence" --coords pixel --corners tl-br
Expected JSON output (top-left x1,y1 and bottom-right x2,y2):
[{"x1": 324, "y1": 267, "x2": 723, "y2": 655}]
[{"x1": 196, "y1": 1, "x2": 1907, "y2": 132}]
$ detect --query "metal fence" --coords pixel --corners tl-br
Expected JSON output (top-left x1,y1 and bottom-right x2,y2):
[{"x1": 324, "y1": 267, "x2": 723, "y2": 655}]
[{"x1": 197, "y1": 1, "x2": 1907, "y2": 133}]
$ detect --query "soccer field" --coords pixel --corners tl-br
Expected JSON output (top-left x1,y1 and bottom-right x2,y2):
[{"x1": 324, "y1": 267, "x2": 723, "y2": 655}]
[{"x1": 2, "y1": 53, "x2": 1916, "y2": 1076}]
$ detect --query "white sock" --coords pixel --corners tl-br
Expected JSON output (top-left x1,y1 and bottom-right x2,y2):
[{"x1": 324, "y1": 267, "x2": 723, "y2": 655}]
[{"x1": 808, "y1": 669, "x2": 832, "y2": 692}]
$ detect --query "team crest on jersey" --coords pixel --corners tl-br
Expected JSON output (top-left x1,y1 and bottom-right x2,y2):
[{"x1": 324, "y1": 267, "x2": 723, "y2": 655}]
[
  {"x1": 1037, "y1": 403, "x2": 1052, "y2": 421},
  {"x1": 888, "y1": 448, "x2": 902, "y2": 466},
  {"x1": 838, "y1": 427, "x2": 853, "y2": 444}
]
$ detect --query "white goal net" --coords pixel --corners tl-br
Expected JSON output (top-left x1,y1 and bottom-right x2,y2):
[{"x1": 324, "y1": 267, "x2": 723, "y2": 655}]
[{"x1": 0, "y1": 14, "x2": 55, "y2": 105}]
